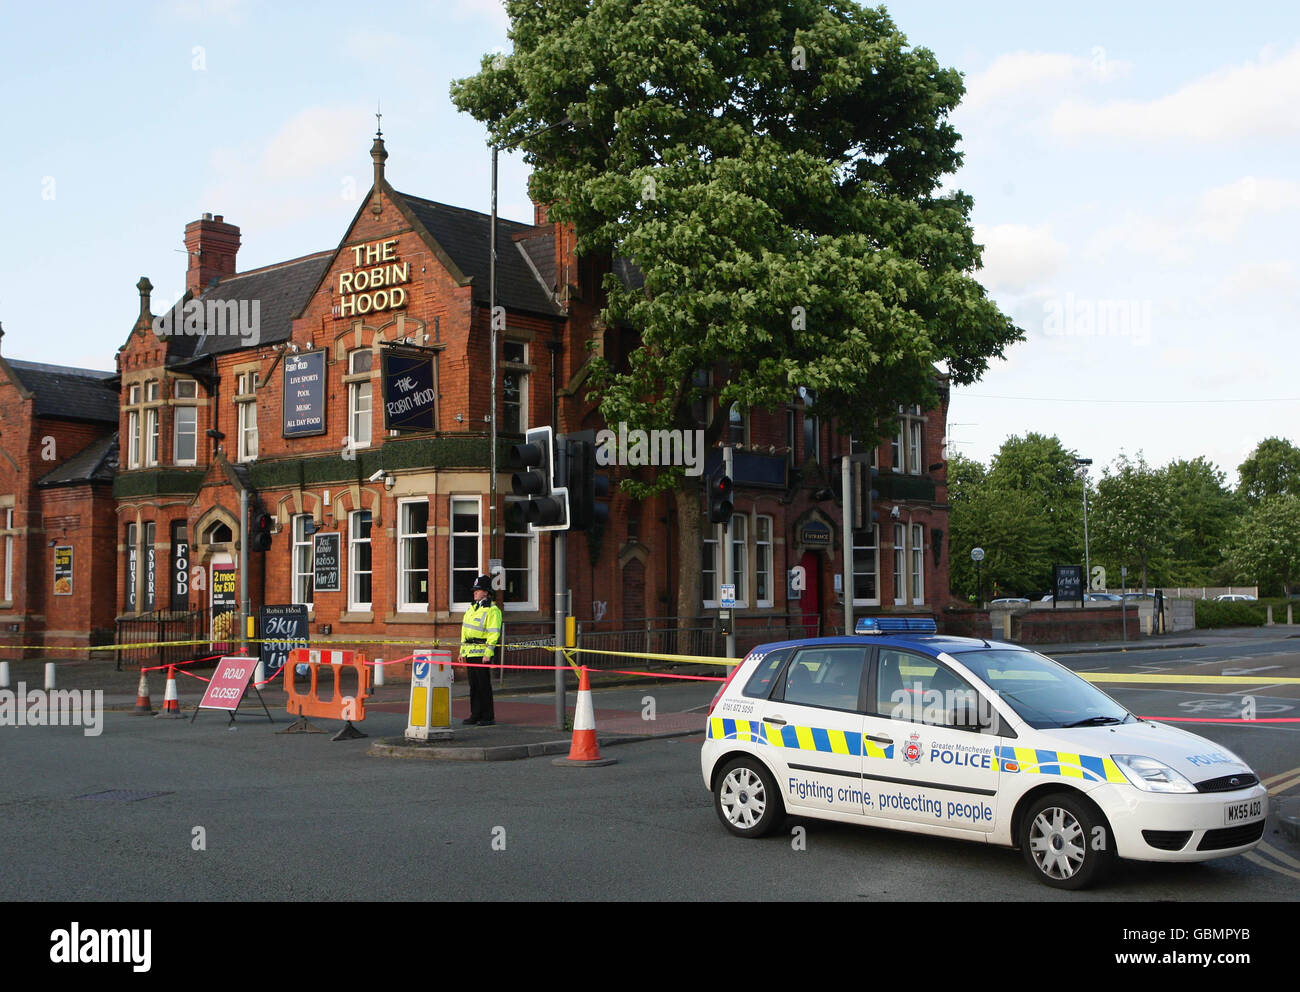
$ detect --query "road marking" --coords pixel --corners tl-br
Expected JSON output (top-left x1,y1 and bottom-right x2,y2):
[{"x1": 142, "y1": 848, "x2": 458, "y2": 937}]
[
  {"x1": 1268, "y1": 771, "x2": 1300, "y2": 795},
  {"x1": 1262, "y1": 767, "x2": 1300, "y2": 787},
  {"x1": 1222, "y1": 665, "x2": 1283, "y2": 675},
  {"x1": 1244, "y1": 851, "x2": 1300, "y2": 882},
  {"x1": 1256, "y1": 842, "x2": 1300, "y2": 871}
]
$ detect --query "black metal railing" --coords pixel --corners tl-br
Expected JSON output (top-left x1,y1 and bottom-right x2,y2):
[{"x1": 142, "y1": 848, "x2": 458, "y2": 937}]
[{"x1": 114, "y1": 609, "x2": 208, "y2": 670}]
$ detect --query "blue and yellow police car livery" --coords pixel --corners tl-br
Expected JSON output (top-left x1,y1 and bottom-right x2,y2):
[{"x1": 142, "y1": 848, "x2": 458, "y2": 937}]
[{"x1": 701, "y1": 618, "x2": 1268, "y2": 890}]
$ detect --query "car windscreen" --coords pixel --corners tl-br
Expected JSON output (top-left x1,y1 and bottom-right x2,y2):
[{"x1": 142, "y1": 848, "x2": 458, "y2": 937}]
[{"x1": 945, "y1": 648, "x2": 1134, "y2": 730}]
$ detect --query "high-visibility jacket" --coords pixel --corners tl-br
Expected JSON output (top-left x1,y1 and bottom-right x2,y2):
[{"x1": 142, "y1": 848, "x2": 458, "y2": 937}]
[{"x1": 460, "y1": 599, "x2": 503, "y2": 658}]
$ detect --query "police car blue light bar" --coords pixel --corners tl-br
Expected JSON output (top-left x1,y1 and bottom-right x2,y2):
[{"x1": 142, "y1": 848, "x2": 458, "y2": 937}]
[{"x1": 854, "y1": 616, "x2": 938, "y2": 635}]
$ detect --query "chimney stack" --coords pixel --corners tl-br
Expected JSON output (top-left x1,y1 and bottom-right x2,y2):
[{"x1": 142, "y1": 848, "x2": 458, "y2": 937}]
[{"x1": 184, "y1": 214, "x2": 241, "y2": 294}]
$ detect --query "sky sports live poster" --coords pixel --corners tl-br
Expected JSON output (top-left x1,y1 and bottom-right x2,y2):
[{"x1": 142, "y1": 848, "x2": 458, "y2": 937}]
[
  {"x1": 282, "y1": 349, "x2": 327, "y2": 437},
  {"x1": 381, "y1": 348, "x2": 436, "y2": 431}
]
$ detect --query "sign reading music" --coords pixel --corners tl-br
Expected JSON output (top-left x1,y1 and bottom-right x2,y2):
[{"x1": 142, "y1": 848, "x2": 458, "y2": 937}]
[{"x1": 337, "y1": 238, "x2": 410, "y2": 317}]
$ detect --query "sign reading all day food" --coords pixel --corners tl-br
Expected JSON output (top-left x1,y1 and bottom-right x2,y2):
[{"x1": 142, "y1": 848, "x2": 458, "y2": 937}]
[
  {"x1": 282, "y1": 349, "x2": 327, "y2": 437},
  {"x1": 53, "y1": 546, "x2": 73, "y2": 596},
  {"x1": 312, "y1": 532, "x2": 341, "y2": 592},
  {"x1": 381, "y1": 347, "x2": 437, "y2": 432}
]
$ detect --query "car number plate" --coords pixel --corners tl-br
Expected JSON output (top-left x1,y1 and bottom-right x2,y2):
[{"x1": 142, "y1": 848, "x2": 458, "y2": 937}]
[{"x1": 1223, "y1": 799, "x2": 1263, "y2": 826}]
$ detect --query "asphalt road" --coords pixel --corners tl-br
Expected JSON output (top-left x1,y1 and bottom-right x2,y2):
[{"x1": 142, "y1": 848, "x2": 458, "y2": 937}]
[{"x1": 1, "y1": 630, "x2": 1296, "y2": 902}]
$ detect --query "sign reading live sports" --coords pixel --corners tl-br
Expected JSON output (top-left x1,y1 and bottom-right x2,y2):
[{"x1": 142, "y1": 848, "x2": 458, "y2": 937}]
[
  {"x1": 282, "y1": 349, "x2": 327, "y2": 437},
  {"x1": 198, "y1": 657, "x2": 257, "y2": 711},
  {"x1": 312, "y1": 532, "x2": 341, "y2": 592},
  {"x1": 381, "y1": 347, "x2": 437, "y2": 431},
  {"x1": 53, "y1": 545, "x2": 73, "y2": 595},
  {"x1": 258, "y1": 604, "x2": 309, "y2": 678}
]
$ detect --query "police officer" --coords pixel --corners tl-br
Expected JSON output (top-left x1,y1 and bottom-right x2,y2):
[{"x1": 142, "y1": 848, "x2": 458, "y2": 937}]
[{"x1": 460, "y1": 574, "x2": 502, "y2": 726}]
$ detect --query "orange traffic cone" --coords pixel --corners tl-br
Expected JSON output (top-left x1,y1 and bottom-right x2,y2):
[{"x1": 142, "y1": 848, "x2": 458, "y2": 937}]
[
  {"x1": 552, "y1": 666, "x2": 616, "y2": 767},
  {"x1": 156, "y1": 665, "x2": 183, "y2": 718},
  {"x1": 133, "y1": 669, "x2": 153, "y2": 715}
]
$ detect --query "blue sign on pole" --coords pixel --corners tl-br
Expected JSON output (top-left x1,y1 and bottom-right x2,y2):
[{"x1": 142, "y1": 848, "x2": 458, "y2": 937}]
[{"x1": 282, "y1": 349, "x2": 327, "y2": 437}]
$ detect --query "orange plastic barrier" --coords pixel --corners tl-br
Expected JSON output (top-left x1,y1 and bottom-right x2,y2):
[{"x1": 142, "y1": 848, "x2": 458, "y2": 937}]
[{"x1": 282, "y1": 647, "x2": 373, "y2": 740}]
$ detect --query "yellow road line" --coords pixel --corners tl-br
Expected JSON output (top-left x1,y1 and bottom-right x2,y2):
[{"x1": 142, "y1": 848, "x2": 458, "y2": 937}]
[
  {"x1": 1244, "y1": 851, "x2": 1300, "y2": 882},
  {"x1": 1255, "y1": 842, "x2": 1300, "y2": 871},
  {"x1": 1262, "y1": 766, "x2": 1300, "y2": 787},
  {"x1": 1081, "y1": 673, "x2": 1300, "y2": 685},
  {"x1": 1268, "y1": 771, "x2": 1300, "y2": 795}
]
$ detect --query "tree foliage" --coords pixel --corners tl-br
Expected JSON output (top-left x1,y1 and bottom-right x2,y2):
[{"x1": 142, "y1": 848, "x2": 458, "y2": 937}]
[
  {"x1": 1236, "y1": 437, "x2": 1300, "y2": 506},
  {"x1": 1222, "y1": 493, "x2": 1300, "y2": 596},
  {"x1": 1161, "y1": 457, "x2": 1239, "y2": 584},
  {"x1": 1089, "y1": 453, "x2": 1177, "y2": 591}
]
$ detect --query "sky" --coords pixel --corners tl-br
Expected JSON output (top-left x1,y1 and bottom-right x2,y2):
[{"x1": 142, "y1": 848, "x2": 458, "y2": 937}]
[{"x1": 0, "y1": 0, "x2": 1295, "y2": 485}]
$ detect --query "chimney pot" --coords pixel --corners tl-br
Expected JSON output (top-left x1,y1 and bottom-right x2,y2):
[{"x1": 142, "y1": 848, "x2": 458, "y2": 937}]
[
  {"x1": 184, "y1": 215, "x2": 241, "y2": 294},
  {"x1": 202, "y1": 212, "x2": 213, "y2": 221}
]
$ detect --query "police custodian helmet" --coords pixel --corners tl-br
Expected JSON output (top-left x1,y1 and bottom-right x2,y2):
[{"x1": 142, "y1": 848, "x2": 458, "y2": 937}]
[{"x1": 472, "y1": 574, "x2": 493, "y2": 593}]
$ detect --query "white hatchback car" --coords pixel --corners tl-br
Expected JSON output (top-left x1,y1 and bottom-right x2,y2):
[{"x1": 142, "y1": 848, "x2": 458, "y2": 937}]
[{"x1": 702, "y1": 618, "x2": 1268, "y2": 889}]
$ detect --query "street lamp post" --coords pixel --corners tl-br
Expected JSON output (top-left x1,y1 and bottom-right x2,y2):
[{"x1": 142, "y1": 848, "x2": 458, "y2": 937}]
[{"x1": 1075, "y1": 457, "x2": 1093, "y2": 594}]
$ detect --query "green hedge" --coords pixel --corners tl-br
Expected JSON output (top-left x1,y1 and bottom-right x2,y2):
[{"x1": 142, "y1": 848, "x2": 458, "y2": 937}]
[
  {"x1": 248, "y1": 436, "x2": 515, "y2": 490},
  {"x1": 113, "y1": 468, "x2": 206, "y2": 499},
  {"x1": 1194, "y1": 600, "x2": 1267, "y2": 629}
]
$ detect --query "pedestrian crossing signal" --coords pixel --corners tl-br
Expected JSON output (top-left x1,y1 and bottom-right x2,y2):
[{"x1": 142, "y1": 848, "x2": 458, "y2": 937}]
[
  {"x1": 250, "y1": 512, "x2": 273, "y2": 552},
  {"x1": 709, "y1": 473, "x2": 734, "y2": 524}
]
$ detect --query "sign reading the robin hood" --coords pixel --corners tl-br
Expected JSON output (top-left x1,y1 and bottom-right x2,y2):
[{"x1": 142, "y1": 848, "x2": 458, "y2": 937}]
[
  {"x1": 336, "y1": 238, "x2": 410, "y2": 318},
  {"x1": 381, "y1": 347, "x2": 437, "y2": 432}
]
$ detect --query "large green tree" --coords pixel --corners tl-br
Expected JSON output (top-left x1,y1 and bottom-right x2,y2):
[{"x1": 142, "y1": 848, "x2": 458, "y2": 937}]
[
  {"x1": 1161, "y1": 456, "x2": 1239, "y2": 584},
  {"x1": 1090, "y1": 453, "x2": 1177, "y2": 591},
  {"x1": 451, "y1": 0, "x2": 1021, "y2": 628},
  {"x1": 1236, "y1": 437, "x2": 1300, "y2": 505},
  {"x1": 1222, "y1": 493, "x2": 1300, "y2": 596}
]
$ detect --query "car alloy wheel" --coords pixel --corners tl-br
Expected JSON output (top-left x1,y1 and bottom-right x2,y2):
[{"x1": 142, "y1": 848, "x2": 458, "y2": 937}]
[
  {"x1": 715, "y1": 758, "x2": 782, "y2": 837},
  {"x1": 1021, "y1": 792, "x2": 1114, "y2": 890},
  {"x1": 1030, "y1": 806, "x2": 1086, "y2": 880}
]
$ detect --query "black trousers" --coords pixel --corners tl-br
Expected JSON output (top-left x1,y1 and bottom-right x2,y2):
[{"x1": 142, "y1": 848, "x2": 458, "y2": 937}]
[{"x1": 467, "y1": 651, "x2": 495, "y2": 722}]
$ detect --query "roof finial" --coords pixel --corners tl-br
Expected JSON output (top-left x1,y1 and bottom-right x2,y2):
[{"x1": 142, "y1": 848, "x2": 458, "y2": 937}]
[{"x1": 375, "y1": 99, "x2": 383, "y2": 139}]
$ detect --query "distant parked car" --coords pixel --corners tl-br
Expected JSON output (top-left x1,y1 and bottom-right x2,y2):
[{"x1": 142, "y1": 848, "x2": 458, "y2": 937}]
[
  {"x1": 1087, "y1": 593, "x2": 1124, "y2": 602},
  {"x1": 1122, "y1": 592, "x2": 1156, "y2": 602},
  {"x1": 1215, "y1": 594, "x2": 1257, "y2": 602},
  {"x1": 990, "y1": 597, "x2": 1030, "y2": 606}
]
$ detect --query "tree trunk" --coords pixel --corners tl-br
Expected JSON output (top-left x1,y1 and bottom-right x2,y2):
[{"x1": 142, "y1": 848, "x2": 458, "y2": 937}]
[{"x1": 674, "y1": 483, "x2": 703, "y2": 657}]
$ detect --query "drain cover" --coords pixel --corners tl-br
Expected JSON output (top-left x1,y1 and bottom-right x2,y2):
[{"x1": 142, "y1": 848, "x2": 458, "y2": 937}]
[{"x1": 75, "y1": 790, "x2": 173, "y2": 802}]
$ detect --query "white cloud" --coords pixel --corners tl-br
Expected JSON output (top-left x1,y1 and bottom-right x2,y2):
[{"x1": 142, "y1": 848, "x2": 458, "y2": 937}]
[
  {"x1": 973, "y1": 223, "x2": 1069, "y2": 293},
  {"x1": 261, "y1": 104, "x2": 373, "y2": 180},
  {"x1": 962, "y1": 50, "x2": 1127, "y2": 113},
  {"x1": 1051, "y1": 42, "x2": 1300, "y2": 140}
]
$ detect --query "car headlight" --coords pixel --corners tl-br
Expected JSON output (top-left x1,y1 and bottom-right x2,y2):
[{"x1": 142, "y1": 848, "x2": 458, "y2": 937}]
[{"x1": 1111, "y1": 754, "x2": 1197, "y2": 794}]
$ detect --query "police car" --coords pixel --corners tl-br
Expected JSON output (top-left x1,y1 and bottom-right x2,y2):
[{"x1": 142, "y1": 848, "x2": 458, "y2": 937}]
[{"x1": 701, "y1": 618, "x2": 1268, "y2": 889}]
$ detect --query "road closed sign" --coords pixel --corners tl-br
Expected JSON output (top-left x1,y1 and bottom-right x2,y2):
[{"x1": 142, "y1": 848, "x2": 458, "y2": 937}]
[{"x1": 198, "y1": 657, "x2": 258, "y2": 711}]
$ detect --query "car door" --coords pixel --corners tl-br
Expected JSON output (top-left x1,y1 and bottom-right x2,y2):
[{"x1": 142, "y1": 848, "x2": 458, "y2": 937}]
[
  {"x1": 754, "y1": 645, "x2": 871, "y2": 819},
  {"x1": 859, "y1": 647, "x2": 1001, "y2": 833}
]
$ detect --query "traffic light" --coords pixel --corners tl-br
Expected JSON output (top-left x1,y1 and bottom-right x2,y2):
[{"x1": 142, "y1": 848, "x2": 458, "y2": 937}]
[
  {"x1": 566, "y1": 439, "x2": 611, "y2": 530},
  {"x1": 708, "y1": 471, "x2": 734, "y2": 524},
  {"x1": 250, "y1": 511, "x2": 273, "y2": 552},
  {"x1": 509, "y1": 426, "x2": 569, "y2": 530}
]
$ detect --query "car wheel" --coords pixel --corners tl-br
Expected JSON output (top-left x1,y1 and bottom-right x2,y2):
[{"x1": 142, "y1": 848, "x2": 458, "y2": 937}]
[
  {"x1": 1020, "y1": 792, "x2": 1115, "y2": 890},
  {"x1": 714, "y1": 757, "x2": 783, "y2": 838}
]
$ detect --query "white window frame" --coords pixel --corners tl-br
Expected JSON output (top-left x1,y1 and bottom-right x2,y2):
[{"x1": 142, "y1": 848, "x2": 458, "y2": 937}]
[
  {"x1": 2, "y1": 507, "x2": 13, "y2": 603},
  {"x1": 235, "y1": 371, "x2": 258, "y2": 463},
  {"x1": 348, "y1": 509, "x2": 373, "y2": 612},
  {"x1": 449, "y1": 496, "x2": 482, "y2": 612},
  {"x1": 347, "y1": 350, "x2": 373, "y2": 450},
  {"x1": 501, "y1": 340, "x2": 529, "y2": 435},
  {"x1": 702, "y1": 525, "x2": 718, "y2": 607},
  {"x1": 502, "y1": 516, "x2": 539, "y2": 612},
  {"x1": 893, "y1": 404, "x2": 925, "y2": 474},
  {"x1": 755, "y1": 514, "x2": 773, "y2": 608},
  {"x1": 852, "y1": 523, "x2": 881, "y2": 607},
  {"x1": 127, "y1": 410, "x2": 140, "y2": 469},
  {"x1": 174, "y1": 379, "x2": 198, "y2": 399},
  {"x1": 292, "y1": 514, "x2": 314, "y2": 610},
  {"x1": 702, "y1": 516, "x2": 748, "y2": 609},
  {"x1": 173, "y1": 406, "x2": 198, "y2": 466},
  {"x1": 399, "y1": 498, "x2": 431, "y2": 613},
  {"x1": 911, "y1": 523, "x2": 925, "y2": 604},
  {"x1": 893, "y1": 522, "x2": 907, "y2": 605}
]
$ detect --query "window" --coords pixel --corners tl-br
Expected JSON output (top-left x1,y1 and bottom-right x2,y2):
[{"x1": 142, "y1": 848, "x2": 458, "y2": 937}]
[
  {"x1": 911, "y1": 523, "x2": 925, "y2": 603},
  {"x1": 349, "y1": 510, "x2": 372, "y2": 611},
  {"x1": 449, "y1": 497, "x2": 480, "y2": 608},
  {"x1": 173, "y1": 406, "x2": 197, "y2": 465},
  {"x1": 799, "y1": 387, "x2": 819, "y2": 464},
  {"x1": 909, "y1": 421, "x2": 923, "y2": 476},
  {"x1": 702, "y1": 526, "x2": 718, "y2": 605},
  {"x1": 127, "y1": 383, "x2": 141, "y2": 469},
  {"x1": 780, "y1": 646, "x2": 867, "y2": 711},
  {"x1": 875, "y1": 649, "x2": 982, "y2": 729},
  {"x1": 174, "y1": 379, "x2": 198, "y2": 399},
  {"x1": 205, "y1": 521, "x2": 233, "y2": 545},
  {"x1": 731, "y1": 514, "x2": 748, "y2": 606},
  {"x1": 850, "y1": 435, "x2": 878, "y2": 468},
  {"x1": 399, "y1": 500, "x2": 431, "y2": 611},
  {"x1": 755, "y1": 515, "x2": 773, "y2": 608},
  {"x1": 235, "y1": 371, "x2": 258, "y2": 462},
  {"x1": 702, "y1": 516, "x2": 747, "y2": 607},
  {"x1": 292, "y1": 515, "x2": 314, "y2": 608},
  {"x1": 347, "y1": 350, "x2": 372, "y2": 449},
  {"x1": 742, "y1": 648, "x2": 792, "y2": 698},
  {"x1": 503, "y1": 513, "x2": 538, "y2": 611},
  {"x1": 727, "y1": 402, "x2": 746, "y2": 445},
  {"x1": 2, "y1": 507, "x2": 13, "y2": 603},
  {"x1": 145, "y1": 409, "x2": 159, "y2": 466},
  {"x1": 893, "y1": 523, "x2": 906, "y2": 605},
  {"x1": 501, "y1": 341, "x2": 528, "y2": 435},
  {"x1": 852, "y1": 524, "x2": 879, "y2": 606},
  {"x1": 893, "y1": 404, "x2": 924, "y2": 474}
]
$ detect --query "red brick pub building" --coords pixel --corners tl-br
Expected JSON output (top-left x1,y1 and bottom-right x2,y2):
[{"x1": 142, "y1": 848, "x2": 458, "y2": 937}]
[{"x1": 5, "y1": 136, "x2": 952, "y2": 664}]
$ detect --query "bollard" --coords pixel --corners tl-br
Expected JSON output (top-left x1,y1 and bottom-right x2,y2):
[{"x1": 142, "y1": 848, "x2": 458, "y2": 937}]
[
  {"x1": 1001, "y1": 611, "x2": 1011, "y2": 640},
  {"x1": 1267, "y1": 605, "x2": 1274, "y2": 626},
  {"x1": 44, "y1": 662, "x2": 56, "y2": 690},
  {"x1": 0, "y1": 660, "x2": 8, "y2": 689},
  {"x1": 374, "y1": 657, "x2": 384, "y2": 687},
  {"x1": 254, "y1": 659, "x2": 266, "y2": 686},
  {"x1": 1289, "y1": 604, "x2": 1294, "y2": 626}
]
